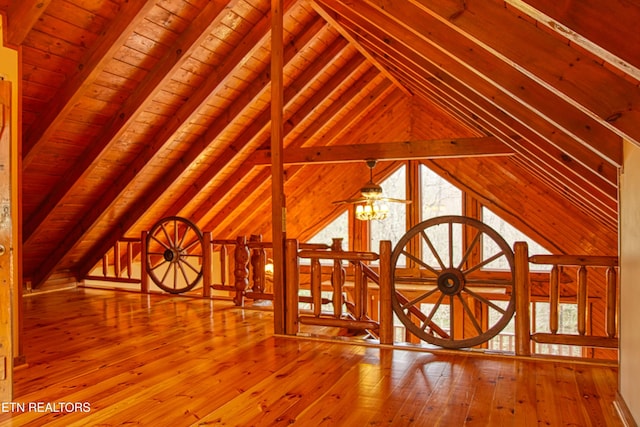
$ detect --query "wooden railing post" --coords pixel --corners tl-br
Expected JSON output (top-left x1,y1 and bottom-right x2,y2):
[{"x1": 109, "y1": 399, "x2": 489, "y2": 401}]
[
  {"x1": 379, "y1": 240, "x2": 393, "y2": 345},
  {"x1": 514, "y1": 242, "x2": 531, "y2": 356},
  {"x1": 233, "y1": 235, "x2": 249, "y2": 306},
  {"x1": 140, "y1": 230, "x2": 149, "y2": 294},
  {"x1": 285, "y1": 239, "x2": 300, "y2": 335},
  {"x1": 250, "y1": 234, "x2": 266, "y2": 294},
  {"x1": 202, "y1": 232, "x2": 212, "y2": 298}
]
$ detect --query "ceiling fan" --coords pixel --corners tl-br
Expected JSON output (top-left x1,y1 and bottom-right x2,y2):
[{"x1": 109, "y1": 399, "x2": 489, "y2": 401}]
[{"x1": 333, "y1": 159, "x2": 411, "y2": 220}]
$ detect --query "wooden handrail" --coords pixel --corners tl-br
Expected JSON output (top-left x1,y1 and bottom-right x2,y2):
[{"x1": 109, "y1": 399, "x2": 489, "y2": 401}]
[{"x1": 515, "y1": 242, "x2": 619, "y2": 356}]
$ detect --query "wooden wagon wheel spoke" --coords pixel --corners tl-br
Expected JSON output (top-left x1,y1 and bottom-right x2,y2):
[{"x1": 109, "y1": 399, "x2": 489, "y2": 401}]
[
  {"x1": 145, "y1": 216, "x2": 204, "y2": 294},
  {"x1": 457, "y1": 231, "x2": 482, "y2": 270},
  {"x1": 391, "y1": 215, "x2": 516, "y2": 349},
  {"x1": 457, "y1": 293, "x2": 483, "y2": 335},
  {"x1": 400, "y1": 287, "x2": 440, "y2": 311},
  {"x1": 420, "y1": 230, "x2": 446, "y2": 271}
]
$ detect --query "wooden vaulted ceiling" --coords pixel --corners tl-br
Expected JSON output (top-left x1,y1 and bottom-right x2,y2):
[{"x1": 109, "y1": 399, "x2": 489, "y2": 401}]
[{"x1": 1, "y1": 0, "x2": 638, "y2": 288}]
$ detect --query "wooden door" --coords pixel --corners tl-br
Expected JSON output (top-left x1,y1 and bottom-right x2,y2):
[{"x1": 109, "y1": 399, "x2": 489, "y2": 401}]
[{"x1": 0, "y1": 80, "x2": 14, "y2": 400}]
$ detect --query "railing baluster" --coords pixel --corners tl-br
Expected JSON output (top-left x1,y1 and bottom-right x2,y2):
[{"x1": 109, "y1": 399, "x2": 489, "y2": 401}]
[
  {"x1": 126, "y1": 241, "x2": 133, "y2": 279},
  {"x1": 550, "y1": 265, "x2": 559, "y2": 334},
  {"x1": 311, "y1": 258, "x2": 322, "y2": 317},
  {"x1": 113, "y1": 241, "x2": 121, "y2": 278},
  {"x1": 577, "y1": 266, "x2": 587, "y2": 336},
  {"x1": 354, "y1": 262, "x2": 363, "y2": 320}
]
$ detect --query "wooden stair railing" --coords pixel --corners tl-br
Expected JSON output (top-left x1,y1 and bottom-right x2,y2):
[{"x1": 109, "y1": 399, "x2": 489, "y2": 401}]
[{"x1": 514, "y1": 242, "x2": 619, "y2": 357}]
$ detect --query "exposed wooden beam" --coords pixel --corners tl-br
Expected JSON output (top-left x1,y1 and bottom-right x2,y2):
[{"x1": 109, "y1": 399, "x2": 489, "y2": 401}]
[
  {"x1": 5, "y1": 0, "x2": 51, "y2": 47},
  {"x1": 251, "y1": 137, "x2": 512, "y2": 165},
  {"x1": 505, "y1": 0, "x2": 640, "y2": 80}
]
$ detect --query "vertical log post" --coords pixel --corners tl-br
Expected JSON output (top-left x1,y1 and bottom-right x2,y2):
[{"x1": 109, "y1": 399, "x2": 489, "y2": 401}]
[
  {"x1": 311, "y1": 258, "x2": 322, "y2": 317},
  {"x1": 102, "y1": 253, "x2": 108, "y2": 277},
  {"x1": 140, "y1": 230, "x2": 149, "y2": 294},
  {"x1": 549, "y1": 265, "x2": 559, "y2": 334},
  {"x1": 606, "y1": 267, "x2": 617, "y2": 338},
  {"x1": 233, "y1": 236, "x2": 250, "y2": 306},
  {"x1": 514, "y1": 242, "x2": 531, "y2": 356},
  {"x1": 202, "y1": 232, "x2": 212, "y2": 298},
  {"x1": 285, "y1": 239, "x2": 299, "y2": 334},
  {"x1": 331, "y1": 238, "x2": 344, "y2": 318},
  {"x1": 577, "y1": 266, "x2": 587, "y2": 336},
  {"x1": 379, "y1": 240, "x2": 393, "y2": 345}
]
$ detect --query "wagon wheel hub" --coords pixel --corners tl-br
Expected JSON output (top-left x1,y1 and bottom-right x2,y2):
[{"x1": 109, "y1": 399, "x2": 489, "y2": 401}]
[{"x1": 437, "y1": 269, "x2": 465, "y2": 296}]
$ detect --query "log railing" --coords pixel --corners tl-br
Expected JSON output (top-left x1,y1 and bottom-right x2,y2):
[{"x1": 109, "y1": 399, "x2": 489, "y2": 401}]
[
  {"x1": 285, "y1": 239, "x2": 393, "y2": 344},
  {"x1": 85, "y1": 237, "x2": 142, "y2": 284},
  {"x1": 514, "y1": 242, "x2": 619, "y2": 356}
]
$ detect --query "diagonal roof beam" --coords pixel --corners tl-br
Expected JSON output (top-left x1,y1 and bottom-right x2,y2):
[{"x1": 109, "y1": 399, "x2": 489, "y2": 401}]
[
  {"x1": 4, "y1": 0, "x2": 52, "y2": 47},
  {"x1": 505, "y1": 0, "x2": 640, "y2": 80}
]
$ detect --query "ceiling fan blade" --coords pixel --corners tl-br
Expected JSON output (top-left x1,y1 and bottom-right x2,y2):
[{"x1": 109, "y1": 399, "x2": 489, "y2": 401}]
[
  {"x1": 379, "y1": 197, "x2": 412, "y2": 204},
  {"x1": 333, "y1": 197, "x2": 369, "y2": 205}
]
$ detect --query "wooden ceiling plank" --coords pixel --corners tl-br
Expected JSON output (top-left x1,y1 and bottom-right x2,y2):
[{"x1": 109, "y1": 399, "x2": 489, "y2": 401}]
[
  {"x1": 23, "y1": 0, "x2": 240, "y2": 243},
  {"x1": 22, "y1": 0, "x2": 157, "y2": 161},
  {"x1": 5, "y1": 0, "x2": 52, "y2": 47},
  {"x1": 402, "y1": 0, "x2": 633, "y2": 154},
  {"x1": 505, "y1": 0, "x2": 640, "y2": 82},
  {"x1": 330, "y1": 0, "x2": 618, "y2": 191},
  {"x1": 251, "y1": 137, "x2": 512, "y2": 164}
]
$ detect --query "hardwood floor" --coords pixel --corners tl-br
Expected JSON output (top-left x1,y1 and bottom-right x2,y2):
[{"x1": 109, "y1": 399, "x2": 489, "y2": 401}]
[{"x1": 0, "y1": 288, "x2": 623, "y2": 426}]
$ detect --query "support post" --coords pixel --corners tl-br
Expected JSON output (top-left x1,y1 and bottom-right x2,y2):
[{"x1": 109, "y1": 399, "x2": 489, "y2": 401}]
[
  {"x1": 270, "y1": 0, "x2": 286, "y2": 334},
  {"x1": 379, "y1": 240, "x2": 393, "y2": 345},
  {"x1": 514, "y1": 242, "x2": 531, "y2": 356},
  {"x1": 233, "y1": 235, "x2": 249, "y2": 306}
]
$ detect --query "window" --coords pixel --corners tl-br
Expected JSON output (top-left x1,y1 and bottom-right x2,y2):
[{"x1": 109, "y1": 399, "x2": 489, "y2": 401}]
[
  {"x1": 370, "y1": 166, "x2": 407, "y2": 250},
  {"x1": 482, "y1": 207, "x2": 550, "y2": 270},
  {"x1": 307, "y1": 210, "x2": 349, "y2": 249},
  {"x1": 420, "y1": 164, "x2": 462, "y2": 219}
]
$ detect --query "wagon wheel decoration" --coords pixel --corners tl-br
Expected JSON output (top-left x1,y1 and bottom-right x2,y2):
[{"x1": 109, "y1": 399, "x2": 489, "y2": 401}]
[
  {"x1": 145, "y1": 216, "x2": 204, "y2": 294},
  {"x1": 391, "y1": 215, "x2": 515, "y2": 349}
]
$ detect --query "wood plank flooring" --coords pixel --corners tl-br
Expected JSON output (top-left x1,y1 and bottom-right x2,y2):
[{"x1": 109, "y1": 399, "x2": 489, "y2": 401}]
[{"x1": 0, "y1": 288, "x2": 623, "y2": 426}]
